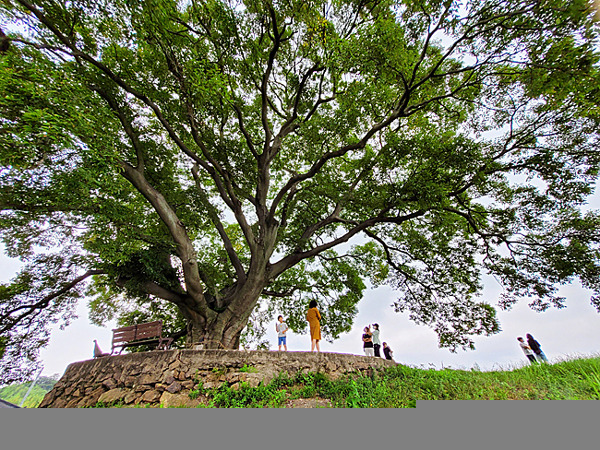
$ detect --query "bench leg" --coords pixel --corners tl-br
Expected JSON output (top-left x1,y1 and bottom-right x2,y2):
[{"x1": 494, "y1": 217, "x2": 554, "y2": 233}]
[{"x1": 158, "y1": 338, "x2": 173, "y2": 350}]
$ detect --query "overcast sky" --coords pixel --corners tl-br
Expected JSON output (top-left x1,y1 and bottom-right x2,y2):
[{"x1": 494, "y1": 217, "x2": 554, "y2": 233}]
[{"x1": 2, "y1": 182, "x2": 600, "y2": 379}]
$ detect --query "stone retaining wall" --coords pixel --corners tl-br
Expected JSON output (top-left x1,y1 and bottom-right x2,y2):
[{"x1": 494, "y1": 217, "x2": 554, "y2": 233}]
[{"x1": 38, "y1": 349, "x2": 396, "y2": 408}]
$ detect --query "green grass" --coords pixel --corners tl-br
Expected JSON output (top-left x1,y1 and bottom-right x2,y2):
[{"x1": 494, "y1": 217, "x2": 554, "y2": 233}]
[
  {"x1": 0, "y1": 381, "x2": 53, "y2": 408},
  {"x1": 91, "y1": 356, "x2": 600, "y2": 408},
  {"x1": 238, "y1": 364, "x2": 258, "y2": 373}
]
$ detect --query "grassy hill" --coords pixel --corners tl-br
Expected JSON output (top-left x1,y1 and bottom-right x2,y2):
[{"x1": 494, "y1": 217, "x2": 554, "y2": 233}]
[
  {"x1": 93, "y1": 356, "x2": 600, "y2": 408},
  {"x1": 0, "y1": 375, "x2": 59, "y2": 408},
  {"x1": 6, "y1": 357, "x2": 598, "y2": 408}
]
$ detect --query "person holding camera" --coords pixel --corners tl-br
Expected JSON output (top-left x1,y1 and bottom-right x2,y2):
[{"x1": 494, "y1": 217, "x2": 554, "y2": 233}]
[{"x1": 372, "y1": 323, "x2": 381, "y2": 357}]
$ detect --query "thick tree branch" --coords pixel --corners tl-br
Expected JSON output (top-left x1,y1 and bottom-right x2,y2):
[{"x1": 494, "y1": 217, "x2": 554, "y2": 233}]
[
  {"x1": 260, "y1": 6, "x2": 284, "y2": 153},
  {"x1": 115, "y1": 277, "x2": 185, "y2": 304},
  {"x1": 0, "y1": 202, "x2": 82, "y2": 213},
  {"x1": 269, "y1": 108, "x2": 405, "y2": 219},
  {"x1": 232, "y1": 102, "x2": 259, "y2": 159},
  {"x1": 409, "y1": 1, "x2": 450, "y2": 87},
  {"x1": 265, "y1": 63, "x2": 325, "y2": 165},
  {"x1": 154, "y1": 38, "x2": 241, "y2": 210},
  {"x1": 119, "y1": 162, "x2": 209, "y2": 315},
  {"x1": 269, "y1": 209, "x2": 427, "y2": 279},
  {"x1": 152, "y1": 38, "x2": 258, "y2": 252},
  {"x1": 191, "y1": 165, "x2": 247, "y2": 282},
  {"x1": 262, "y1": 287, "x2": 301, "y2": 298},
  {"x1": 93, "y1": 86, "x2": 145, "y2": 170}
]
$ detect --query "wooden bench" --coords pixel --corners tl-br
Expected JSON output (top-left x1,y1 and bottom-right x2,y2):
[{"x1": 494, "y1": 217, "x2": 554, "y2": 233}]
[{"x1": 111, "y1": 320, "x2": 173, "y2": 355}]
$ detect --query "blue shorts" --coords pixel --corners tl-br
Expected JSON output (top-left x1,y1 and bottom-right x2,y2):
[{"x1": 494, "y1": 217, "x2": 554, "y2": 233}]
[{"x1": 278, "y1": 336, "x2": 286, "y2": 346}]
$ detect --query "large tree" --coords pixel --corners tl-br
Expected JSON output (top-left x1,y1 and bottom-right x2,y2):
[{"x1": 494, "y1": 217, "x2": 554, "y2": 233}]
[{"x1": 1, "y1": 0, "x2": 599, "y2": 382}]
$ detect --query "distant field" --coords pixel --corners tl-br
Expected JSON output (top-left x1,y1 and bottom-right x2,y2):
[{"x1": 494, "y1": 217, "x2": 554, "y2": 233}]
[{"x1": 0, "y1": 376, "x2": 59, "y2": 408}]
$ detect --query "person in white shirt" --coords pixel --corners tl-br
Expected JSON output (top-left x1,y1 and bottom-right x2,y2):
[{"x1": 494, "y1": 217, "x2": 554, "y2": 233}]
[
  {"x1": 517, "y1": 336, "x2": 536, "y2": 364},
  {"x1": 276, "y1": 315, "x2": 289, "y2": 351},
  {"x1": 372, "y1": 323, "x2": 381, "y2": 357}
]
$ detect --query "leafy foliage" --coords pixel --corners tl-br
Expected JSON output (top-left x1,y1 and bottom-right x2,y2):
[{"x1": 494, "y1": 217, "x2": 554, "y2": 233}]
[{"x1": 1, "y1": 0, "x2": 600, "y2": 382}]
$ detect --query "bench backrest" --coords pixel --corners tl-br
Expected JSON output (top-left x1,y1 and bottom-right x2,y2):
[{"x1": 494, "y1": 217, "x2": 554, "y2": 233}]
[{"x1": 111, "y1": 321, "x2": 163, "y2": 347}]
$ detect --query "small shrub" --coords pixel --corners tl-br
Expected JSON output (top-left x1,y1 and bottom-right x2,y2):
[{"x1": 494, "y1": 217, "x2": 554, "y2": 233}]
[
  {"x1": 189, "y1": 389, "x2": 201, "y2": 400},
  {"x1": 208, "y1": 382, "x2": 287, "y2": 408},
  {"x1": 211, "y1": 366, "x2": 226, "y2": 376},
  {"x1": 239, "y1": 364, "x2": 257, "y2": 373},
  {"x1": 91, "y1": 400, "x2": 125, "y2": 408}
]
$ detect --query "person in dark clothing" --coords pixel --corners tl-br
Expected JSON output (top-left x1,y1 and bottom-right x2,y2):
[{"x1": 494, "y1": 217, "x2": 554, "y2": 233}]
[
  {"x1": 526, "y1": 333, "x2": 548, "y2": 363},
  {"x1": 382, "y1": 342, "x2": 394, "y2": 361},
  {"x1": 362, "y1": 326, "x2": 374, "y2": 356}
]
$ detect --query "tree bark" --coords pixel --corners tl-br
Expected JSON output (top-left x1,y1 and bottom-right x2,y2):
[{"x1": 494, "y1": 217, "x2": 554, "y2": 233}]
[
  {"x1": 181, "y1": 307, "x2": 245, "y2": 349},
  {"x1": 177, "y1": 274, "x2": 268, "y2": 349}
]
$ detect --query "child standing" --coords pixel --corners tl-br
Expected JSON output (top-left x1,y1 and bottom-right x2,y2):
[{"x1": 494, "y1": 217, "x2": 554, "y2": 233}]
[
  {"x1": 382, "y1": 342, "x2": 394, "y2": 361},
  {"x1": 276, "y1": 315, "x2": 289, "y2": 351}
]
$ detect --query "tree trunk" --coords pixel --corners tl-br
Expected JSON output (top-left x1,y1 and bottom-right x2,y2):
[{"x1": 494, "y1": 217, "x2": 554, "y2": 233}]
[
  {"x1": 178, "y1": 258, "x2": 269, "y2": 350},
  {"x1": 184, "y1": 314, "x2": 244, "y2": 349}
]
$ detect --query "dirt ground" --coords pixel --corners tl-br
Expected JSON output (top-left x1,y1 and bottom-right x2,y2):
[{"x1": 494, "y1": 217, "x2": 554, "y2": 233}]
[{"x1": 283, "y1": 397, "x2": 332, "y2": 408}]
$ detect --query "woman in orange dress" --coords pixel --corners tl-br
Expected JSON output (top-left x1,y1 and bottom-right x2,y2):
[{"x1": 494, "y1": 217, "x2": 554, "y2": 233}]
[{"x1": 306, "y1": 300, "x2": 321, "y2": 352}]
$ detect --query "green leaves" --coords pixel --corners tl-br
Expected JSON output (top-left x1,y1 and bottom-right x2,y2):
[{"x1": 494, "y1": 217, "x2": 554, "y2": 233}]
[{"x1": 1, "y1": 0, "x2": 600, "y2": 379}]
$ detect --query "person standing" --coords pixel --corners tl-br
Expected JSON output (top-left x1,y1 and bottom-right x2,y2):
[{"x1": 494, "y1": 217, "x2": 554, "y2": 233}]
[
  {"x1": 382, "y1": 342, "x2": 394, "y2": 361},
  {"x1": 517, "y1": 337, "x2": 537, "y2": 365},
  {"x1": 526, "y1": 333, "x2": 548, "y2": 363},
  {"x1": 372, "y1": 323, "x2": 381, "y2": 357},
  {"x1": 362, "y1": 326, "x2": 374, "y2": 356},
  {"x1": 306, "y1": 300, "x2": 321, "y2": 352},
  {"x1": 276, "y1": 315, "x2": 288, "y2": 351}
]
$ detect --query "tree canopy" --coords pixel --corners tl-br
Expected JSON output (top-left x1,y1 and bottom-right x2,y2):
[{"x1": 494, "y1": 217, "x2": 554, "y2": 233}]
[{"x1": 1, "y1": 0, "x2": 600, "y2": 383}]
